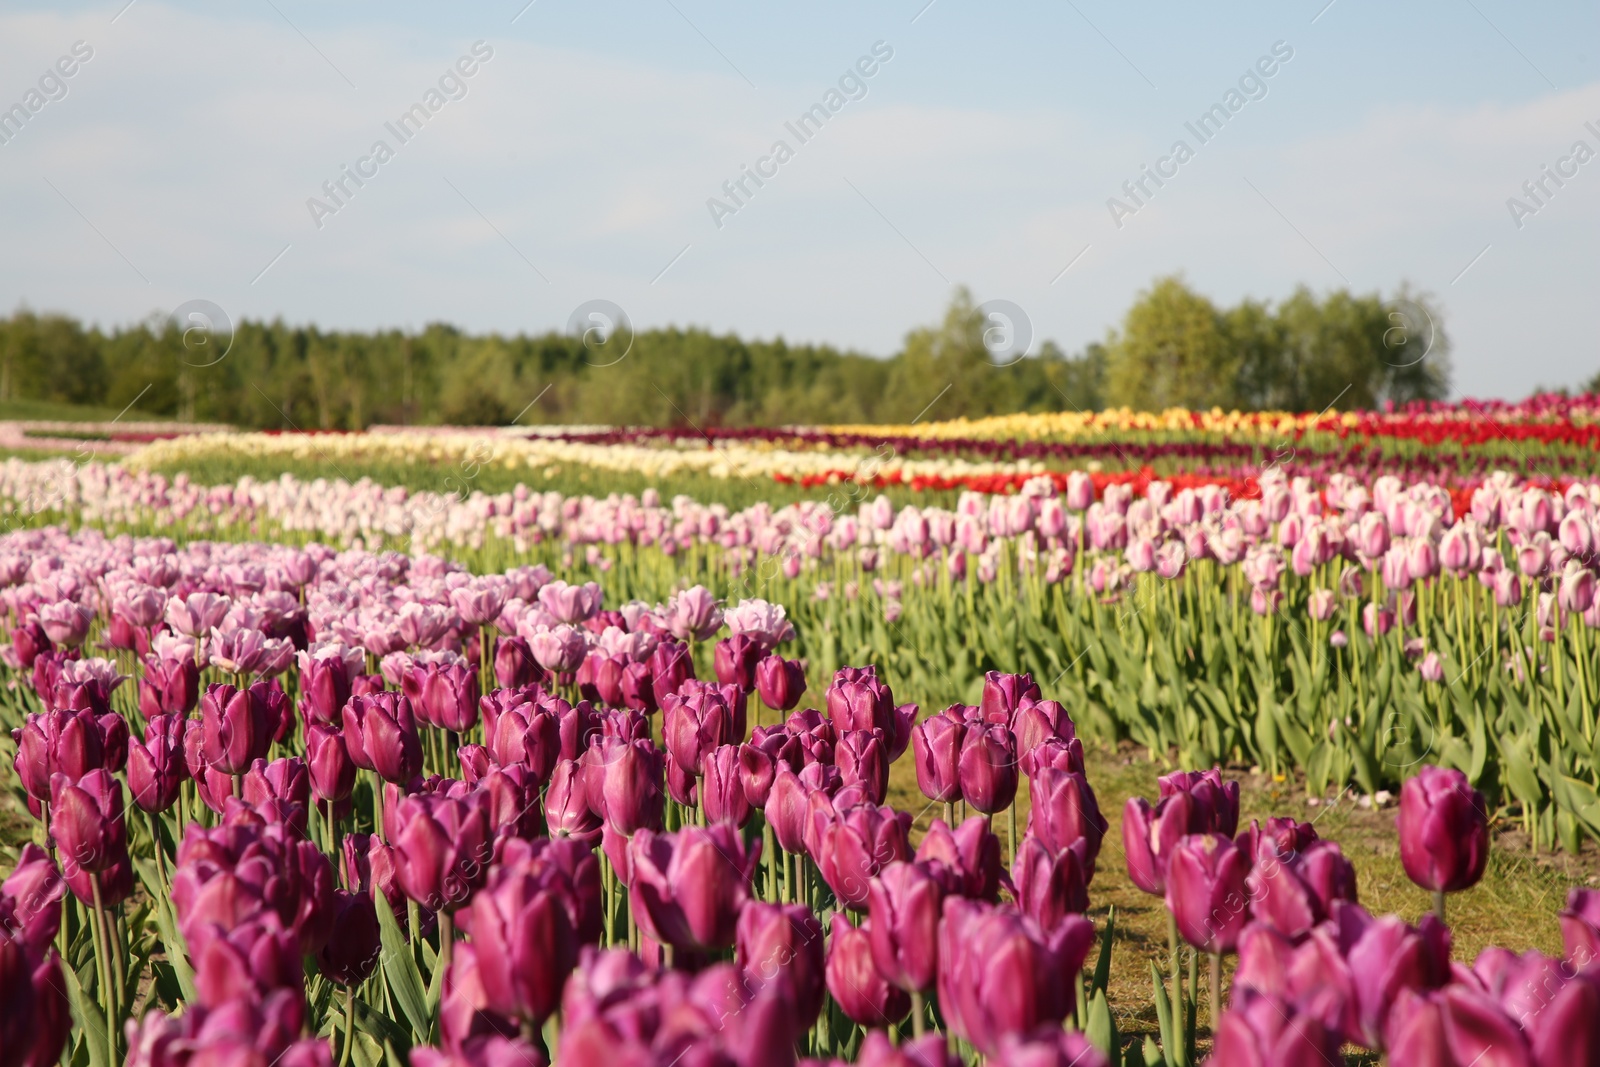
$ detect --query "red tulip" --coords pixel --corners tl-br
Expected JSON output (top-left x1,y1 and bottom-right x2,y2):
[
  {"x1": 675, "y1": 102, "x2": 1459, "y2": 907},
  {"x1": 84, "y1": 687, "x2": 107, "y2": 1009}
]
[
  {"x1": 912, "y1": 710, "x2": 965, "y2": 804},
  {"x1": 1011, "y1": 836, "x2": 1090, "y2": 929},
  {"x1": 914, "y1": 816, "x2": 1002, "y2": 901},
  {"x1": 49, "y1": 769, "x2": 127, "y2": 877},
  {"x1": 138, "y1": 654, "x2": 200, "y2": 717},
  {"x1": 1159, "y1": 767, "x2": 1240, "y2": 837},
  {"x1": 1027, "y1": 768, "x2": 1104, "y2": 871},
  {"x1": 343, "y1": 691, "x2": 424, "y2": 784},
  {"x1": 754, "y1": 654, "x2": 806, "y2": 712},
  {"x1": 199, "y1": 682, "x2": 272, "y2": 775},
  {"x1": 815, "y1": 802, "x2": 912, "y2": 910},
  {"x1": 468, "y1": 860, "x2": 577, "y2": 1025},
  {"x1": 1123, "y1": 792, "x2": 1193, "y2": 896},
  {"x1": 305, "y1": 723, "x2": 356, "y2": 802},
  {"x1": 1165, "y1": 833, "x2": 1250, "y2": 954},
  {"x1": 837, "y1": 728, "x2": 890, "y2": 806},
  {"x1": 702, "y1": 744, "x2": 751, "y2": 826},
  {"x1": 391, "y1": 790, "x2": 494, "y2": 912}
]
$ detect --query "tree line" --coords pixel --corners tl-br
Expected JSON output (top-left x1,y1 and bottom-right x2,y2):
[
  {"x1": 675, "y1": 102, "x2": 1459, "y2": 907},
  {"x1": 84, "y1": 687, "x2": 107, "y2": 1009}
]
[{"x1": 0, "y1": 277, "x2": 1451, "y2": 429}]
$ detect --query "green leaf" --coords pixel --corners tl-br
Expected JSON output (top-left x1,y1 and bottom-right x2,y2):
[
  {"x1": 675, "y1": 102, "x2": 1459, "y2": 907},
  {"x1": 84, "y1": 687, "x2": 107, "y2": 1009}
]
[
  {"x1": 1085, "y1": 989, "x2": 1120, "y2": 1067},
  {"x1": 1092, "y1": 906, "x2": 1116, "y2": 996},
  {"x1": 145, "y1": 879, "x2": 197, "y2": 1003},
  {"x1": 374, "y1": 898, "x2": 430, "y2": 1043},
  {"x1": 1150, "y1": 961, "x2": 1176, "y2": 1065},
  {"x1": 62, "y1": 961, "x2": 109, "y2": 1067}
]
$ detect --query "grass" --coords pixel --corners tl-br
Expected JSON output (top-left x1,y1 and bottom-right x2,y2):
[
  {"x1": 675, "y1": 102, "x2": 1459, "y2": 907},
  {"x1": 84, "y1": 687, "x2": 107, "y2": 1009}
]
[{"x1": 0, "y1": 398, "x2": 168, "y2": 423}]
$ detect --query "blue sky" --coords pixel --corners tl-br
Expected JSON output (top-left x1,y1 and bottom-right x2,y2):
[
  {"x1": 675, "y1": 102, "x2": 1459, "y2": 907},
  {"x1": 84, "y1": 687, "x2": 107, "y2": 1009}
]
[{"x1": 1, "y1": 0, "x2": 1596, "y2": 400}]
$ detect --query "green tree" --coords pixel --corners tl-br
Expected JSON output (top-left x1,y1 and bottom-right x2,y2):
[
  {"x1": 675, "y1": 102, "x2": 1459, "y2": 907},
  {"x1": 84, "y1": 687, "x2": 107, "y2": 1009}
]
[{"x1": 1103, "y1": 277, "x2": 1237, "y2": 410}]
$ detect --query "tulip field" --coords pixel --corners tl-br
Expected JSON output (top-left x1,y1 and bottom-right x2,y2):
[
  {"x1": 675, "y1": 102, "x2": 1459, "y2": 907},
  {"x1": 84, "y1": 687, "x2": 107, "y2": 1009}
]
[{"x1": 2, "y1": 400, "x2": 1600, "y2": 1066}]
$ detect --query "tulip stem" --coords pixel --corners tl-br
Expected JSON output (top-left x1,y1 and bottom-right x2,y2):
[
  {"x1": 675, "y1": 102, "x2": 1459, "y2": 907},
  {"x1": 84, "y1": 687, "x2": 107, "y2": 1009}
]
[
  {"x1": 1167, "y1": 911, "x2": 1186, "y2": 1067},
  {"x1": 1433, "y1": 889, "x2": 1447, "y2": 924},
  {"x1": 341, "y1": 985, "x2": 356, "y2": 1067},
  {"x1": 763, "y1": 822, "x2": 778, "y2": 904},
  {"x1": 910, "y1": 989, "x2": 926, "y2": 1037},
  {"x1": 91, "y1": 875, "x2": 119, "y2": 1065},
  {"x1": 1208, "y1": 951, "x2": 1222, "y2": 1034},
  {"x1": 942, "y1": 800, "x2": 954, "y2": 828},
  {"x1": 438, "y1": 911, "x2": 455, "y2": 980}
]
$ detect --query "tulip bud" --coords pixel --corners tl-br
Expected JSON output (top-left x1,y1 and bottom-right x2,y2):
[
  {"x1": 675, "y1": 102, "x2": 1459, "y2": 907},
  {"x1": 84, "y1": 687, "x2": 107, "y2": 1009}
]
[
  {"x1": 959, "y1": 723, "x2": 1018, "y2": 816},
  {"x1": 493, "y1": 634, "x2": 543, "y2": 690},
  {"x1": 1028, "y1": 768, "x2": 1104, "y2": 871},
  {"x1": 343, "y1": 691, "x2": 424, "y2": 784},
  {"x1": 1012, "y1": 836, "x2": 1090, "y2": 929},
  {"x1": 1212, "y1": 988, "x2": 1346, "y2": 1067},
  {"x1": 815, "y1": 803, "x2": 911, "y2": 910},
  {"x1": 128, "y1": 713, "x2": 188, "y2": 814},
  {"x1": 826, "y1": 912, "x2": 910, "y2": 1026},
  {"x1": 1165, "y1": 833, "x2": 1250, "y2": 954},
  {"x1": 138, "y1": 654, "x2": 200, "y2": 718},
  {"x1": 912, "y1": 709, "x2": 965, "y2": 804},
  {"x1": 867, "y1": 861, "x2": 943, "y2": 993},
  {"x1": 468, "y1": 861, "x2": 577, "y2": 1025},
  {"x1": 1397, "y1": 765, "x2": 1489, "y2": 896},
  {"x1": 50, "y1": 769, "x2": 128, "y2": 877},
  {"x1": 316, "y1": 890, "x2": 382, "y2": 986},
  {"x1": 837, "y1": 729, "x2": 890, "y2": 806},
  {"x1": 702, "y1": 744, "x2": 751, "y2": 826},
  {"x1": 1123, "y1": 792, "x2": 1192, "y2": 896},
  {"x1": 754, "y1": 654, "x2": 805, "y2": 712},
  {"x1": 915, "y1": 816, "x2": 1002, "y2": 902},
  {"x1": 199, "y1": 682, "x2": 272, "y2": 775},
  {"x1": 736, "y1": 902, "x2": 826, "y2": 1026},
  {"x1": 391, "y1": 791, "x2": 494, "y2": 912},
  {"x1": 713, "y1": 634, "x2": 763, "y2": 692},
  {"x1": 628, "y1": 824, "x2": 758, "y2": 952}
]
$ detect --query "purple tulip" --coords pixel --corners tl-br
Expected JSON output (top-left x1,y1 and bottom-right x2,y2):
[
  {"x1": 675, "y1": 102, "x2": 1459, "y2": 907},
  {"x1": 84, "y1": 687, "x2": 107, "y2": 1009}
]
[
  {"x1": 1165, "y1": 833, "x2": 1250, "y2": 954},
  {"x1": 1335, "y1": 903, "x2": 1453, "y2": 1049},
  {"x1": 825, "y1": 668, "x2": 915, "y2": 758},
  {"x1": 407, "y1": 661, "x2": 480, "y2": 732},
  {"x1": 529, "y1": 625, "x2": 586, "y2": 675},
  {"x1": 544, "y1": 759, "x2": 602, "y2": 844},
  {"x1": 826, "y1": 911, "x2": 910, "y2": 1026},
  {"x1": 6, "y1": 621, "x2": 51, "y2": 670},
  {"x1": 343, "y1": 691, "x2": 424, "y2": 784},
  {"x1": 582, "y1": 737, "x2": 663, "y2": 836},
  {"x1": 662, "y1": 683, "x2": 736, "y2": 777},
  {"x1": 50, "y1": 768, "x2": 128, "y2": 877},
  {"x1": 978, "y1": 671, "x2": 1040, "y2": 725},
  {"x1": 915, "y1": 816, "x2": 1003, "y2": 901},
  {"x1": 837, "y1": 728, "x2": 890, "y2": 806},
  {"x1": 391, "y1": 790, "x2": 494, "y2": 912},
  {"x1": 867, "y1": 861, "x2": 943, "y2": 992},
  {"x1": 1560, "y1": 888, "x2": 1600, "y2": 964},
  {"x1": 11, "y1": 709, "x2": 114, "y2": 802},
  {"x1": 198, "y1": 682, "x2": 272, "y2": 775},
  {"x1": 316, "y1": 889, "x2": 381, "y2": 986},
  {"x1": 1397, "y1": 764, "x2": 1489, "y2": 896},
  {"x1": 1384, "y1": 984, "x2": 1531, "y2": 1065},
  {"x1": 1159, "y1": 767, "x2": 1240, "y2": 837},
  {"x1": 128, "y1": 713, "x2": 188, "y2": 814},
  {"x1": 304, "y1": 723, "x2": 356, "y2": 803},
  {"x1": 937, "y1": 898, "x2": 1095, "y2": 1056},
  {"x1": 493, "y1": 634, "x2": 543, "y2": 690},
  {"x1": 1212, "y1": 988, "x2": 1347, "y2": 1067},
  {"x1": 647, "y1": 639, "x2": 695, "y2": 706},
  {"x1": 754, "y1": 654, "x2": 806, "y2": 712},
  {"x1": 815, "y1": 802, "x2": 912, "y2": 910},
  {"x1": 619, "y1": 660, "x2": 658, "y2": 714},
  {"x1": 738, "y1": 727, "x2": 799, "y2": 809},
  {"x1": 702, "y1": 744, "x2": 752, "y2": 826},
  {"x1": 713, "y1": 634, "x2": 763, "y2": 692},
  {"x1": 575, "y1": 650, "x2": 626, "y2": 708},
  {"x1": 489, "y1": 691, "x2": 563, "y2": 782},
  {"x1": 912, "y1": 710, "x2": 965, "y2": 804},
  {"x1": 736, "y1": 901, "x2": 826, "y2": 1027},
  {"x1": 1027, "y1": 768, "x2": 1104, "y2": 871},
  {"x1": 1012, "y1": 836, "x2": 1090, "y2": 930},
  {"x1": 192, "y1": 915, "x2": 303, "y2": 1007},
  {"x1": 241, "y1": 756, "x2": 311, "y2": 837},
  {"x1": 628, "y1": 824, "x2": 759, "y2": 953},
  {"x1": 295, "y1": 645, "x2": 357, "y2": 727},
  {"x1": 468, "y1": 860, "x2": 577, "y2": 1025},
  {"x1": 138, "y1": 654, "x2": 200, "y2": 718},
  {"x1": 960, "y1": 723, "x2": 1019, "y2": 816},
  {"x1": 0, "y1": 932, "x2": 69, "y2": 1067},
  {"x1": 764, "y1": 765, "x2": 810, "y2": 854},
  {"x1": 0, "y1": 844, "x2": 64, "y2": 952}
]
